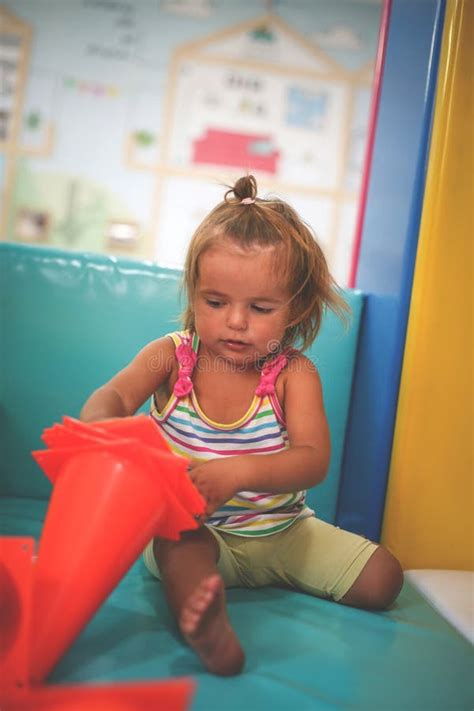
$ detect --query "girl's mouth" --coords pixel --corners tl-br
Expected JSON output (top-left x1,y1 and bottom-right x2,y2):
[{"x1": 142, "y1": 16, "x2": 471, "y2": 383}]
[{"x1": 222, "y1": 339, "x2": 249, "y2": 350}]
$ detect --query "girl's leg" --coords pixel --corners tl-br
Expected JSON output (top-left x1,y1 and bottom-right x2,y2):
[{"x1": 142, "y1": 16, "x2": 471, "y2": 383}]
[
  {"x1": 274, "y1": 518, "x2": 403, "y2": 611},
  {"x1": 153, "y1": 527, "x2": 244, "y2": 676},
  {"x1": 339, "y1": 545, "x2": 404, "y2": 611}
]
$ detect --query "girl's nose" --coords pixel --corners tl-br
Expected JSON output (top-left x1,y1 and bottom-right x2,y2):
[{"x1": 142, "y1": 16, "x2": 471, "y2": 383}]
[{"x1": 226, "y1": 306, "x2": 248, "y2": 330}]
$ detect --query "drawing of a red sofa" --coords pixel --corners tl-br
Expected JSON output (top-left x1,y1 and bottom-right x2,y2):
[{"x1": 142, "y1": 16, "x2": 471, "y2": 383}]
[{"x1": 192, "y1": 129, "x2": 279, "y2": 174}]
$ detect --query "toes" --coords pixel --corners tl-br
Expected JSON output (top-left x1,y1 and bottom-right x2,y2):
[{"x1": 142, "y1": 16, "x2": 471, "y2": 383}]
[
  {"x1": 180, "y1": 575, "x2": 222, "y2": 637},
  {"x1": 204, "y1": 574, "x2": 222, "y2": 594},
  {"x1": 193, "y1": 576, "x2": 221, "y2": 608},
  {"x1": 181, "y1": 608, "x2": 200, "y2": 635},
  {"x1": 193, "y1": 594, "x2": 213, "y2": 613},
  {"x1": 189, "y1": 584, "x2": 216, "y2": 612}
]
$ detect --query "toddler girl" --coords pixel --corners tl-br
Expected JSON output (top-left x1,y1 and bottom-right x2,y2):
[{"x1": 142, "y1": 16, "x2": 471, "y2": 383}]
[{"x1": 80, "y1": 175, "x2": 403, "y2": 676}]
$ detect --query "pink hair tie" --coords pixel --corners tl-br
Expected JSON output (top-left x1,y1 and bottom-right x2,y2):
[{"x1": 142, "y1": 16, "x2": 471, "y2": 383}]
[{"x1": 240, "y1": 197, "x2": 255, "y2": 205}]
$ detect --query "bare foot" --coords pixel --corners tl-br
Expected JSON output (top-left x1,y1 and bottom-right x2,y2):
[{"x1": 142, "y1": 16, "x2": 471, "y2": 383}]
[{"x1": 179, "y1": 574, "x2": 245, "y2": 676}]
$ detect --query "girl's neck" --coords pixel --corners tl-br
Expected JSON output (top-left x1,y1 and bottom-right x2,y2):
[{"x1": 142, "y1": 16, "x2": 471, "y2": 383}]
[
  {"x1": 191, "y1": 362, "x2": 261, "y2": 425},
  {"x1": 196, "y1": 342, "x2": 261, "y2": 375}
]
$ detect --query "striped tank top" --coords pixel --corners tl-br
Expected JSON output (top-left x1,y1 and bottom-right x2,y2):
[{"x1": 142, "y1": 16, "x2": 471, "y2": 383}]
[{"x1": 150, "y1": 330, "x2": 313, "y2": 537}]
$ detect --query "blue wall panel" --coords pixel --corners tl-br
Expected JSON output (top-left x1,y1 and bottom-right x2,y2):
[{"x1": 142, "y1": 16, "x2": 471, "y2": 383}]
[{"x1": 336, "y1": 0, "x2": 446, "y2": 541}]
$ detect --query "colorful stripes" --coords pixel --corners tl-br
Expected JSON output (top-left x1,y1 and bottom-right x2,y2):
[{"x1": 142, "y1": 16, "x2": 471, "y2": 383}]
[{"x1": 150, "y1": 330, "x2": 313, "y2": 536}]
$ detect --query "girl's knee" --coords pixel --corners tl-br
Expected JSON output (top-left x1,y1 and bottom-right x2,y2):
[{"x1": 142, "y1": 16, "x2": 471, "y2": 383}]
[
  {"x1": 369, "y1": 546, "x2": 404, "y2": 609},
  {"x1": 341, "y1": 546, "x2": 404, "y2": 611},
  {"x1": 154, "y1": 527, "x2": 219, "y2": 568}
]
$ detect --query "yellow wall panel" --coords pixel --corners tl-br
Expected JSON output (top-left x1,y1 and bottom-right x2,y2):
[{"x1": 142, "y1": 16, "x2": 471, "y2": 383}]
[{"x1": 382, "y1": 0, "x2": 473, "y2": 570}]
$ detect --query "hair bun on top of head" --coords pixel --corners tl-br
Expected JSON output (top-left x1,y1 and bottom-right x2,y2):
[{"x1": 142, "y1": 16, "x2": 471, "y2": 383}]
[{"x1": 224, "y1": 175, "x2": 258, "y2": 205}]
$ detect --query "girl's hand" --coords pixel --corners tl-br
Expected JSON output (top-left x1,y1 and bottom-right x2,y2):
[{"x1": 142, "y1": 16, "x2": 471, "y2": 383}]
[{"x1": 188, "y1": 458, "x2": 240, "y2": 517}]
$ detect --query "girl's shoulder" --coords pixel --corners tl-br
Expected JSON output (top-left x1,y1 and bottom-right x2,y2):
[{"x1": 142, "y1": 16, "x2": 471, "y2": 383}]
[
  {"x1": 165, "y1": 329, "x2": 193, "y2": 349},
  {"x1": 276, "y1": 350, "x2": 319, "y2": 412},
  {"x1": 141, "y1": 332, "x2": 177, "y2": 363},
  {"x1": 149, "y1": 330, "x2": 194, "y2": 364},
  {"x1": 161, "y1": 331, "x2": 187, "y2": 374},
  {"x1": 130, "y1": 335, "x2": 178, "y2": 390},
  {"x1": 148, "y1": 333, "x2": 181, "y2": 411}
]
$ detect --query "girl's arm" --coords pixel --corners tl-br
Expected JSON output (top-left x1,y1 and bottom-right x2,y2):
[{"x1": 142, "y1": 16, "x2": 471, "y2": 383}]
[
  {"x1": 80, "y1": 336, "x2": 175, "y2": 422},
  {"x1": 189, "y1": 354, "x2": 331, "y2": 513}
]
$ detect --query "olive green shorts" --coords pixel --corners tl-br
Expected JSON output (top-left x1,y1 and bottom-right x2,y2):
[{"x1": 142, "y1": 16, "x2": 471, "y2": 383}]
[{"x1": 143, "y1": 516, "x2": 378, "y2": 602}]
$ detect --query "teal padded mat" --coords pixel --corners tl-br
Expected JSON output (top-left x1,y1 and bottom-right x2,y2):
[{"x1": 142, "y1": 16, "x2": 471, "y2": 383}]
[{"x1": 1, "y1": 499, "x2": 472, "y2": 710}]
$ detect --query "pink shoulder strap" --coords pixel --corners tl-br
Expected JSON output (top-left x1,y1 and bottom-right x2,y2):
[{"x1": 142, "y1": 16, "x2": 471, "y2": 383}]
[
  {"x1": 255, "y1": 351, "x2": 291, "y2": 397},
  {"x1": 173, "y1": 334, "x2": 197, "y2": 398}
]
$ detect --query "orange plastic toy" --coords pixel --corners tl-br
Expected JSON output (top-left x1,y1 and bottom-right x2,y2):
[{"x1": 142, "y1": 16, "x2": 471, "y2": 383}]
[
  {"x1": 1, "y1": 415, "x2": 205, "y2": 693},
  {"x1": 0, "y1": 678, "x2": 195, "y2": 711},
  {"x1": 0, "y1": 537, "x2": 35, "y2": 695}
]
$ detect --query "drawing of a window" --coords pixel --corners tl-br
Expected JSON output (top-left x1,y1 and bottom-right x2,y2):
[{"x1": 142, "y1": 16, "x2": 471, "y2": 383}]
[{"x1": 0, "y1": 35, "x2": 20, "y2": 142}]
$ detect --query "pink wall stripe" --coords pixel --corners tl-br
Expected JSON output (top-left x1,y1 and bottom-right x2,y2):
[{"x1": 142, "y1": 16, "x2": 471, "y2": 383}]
[{"x1": 348, "y1": 0, "x2": 393, "y2": 287}]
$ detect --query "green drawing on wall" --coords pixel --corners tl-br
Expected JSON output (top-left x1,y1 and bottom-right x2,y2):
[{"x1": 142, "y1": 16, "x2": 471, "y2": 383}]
[
  {"x1": 25, "y1": 112, "x2": 41, "y2": 130},
  {"x1": 134, "y1": 130, "x2": 155, "y2": 147},
  {"x1": 251, "y1": 25, "x2": 274, "y2": 43},
  {"x1": 57, "y1": 180, "x2": 105, "y2": 245},
  {"x1": 10, "y1": 164, "x2": 143, "y2": 255}
]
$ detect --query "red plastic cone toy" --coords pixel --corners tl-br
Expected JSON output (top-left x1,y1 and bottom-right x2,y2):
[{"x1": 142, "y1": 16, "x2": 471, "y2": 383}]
[
  {"x1": 0, "y1": 677, "x2": 195, "y2": 711},
  {"x1": 29, "y1": 416, "x2": 206, "y2": 683},
  {"x1": 0, "y1": 538, "x2": 35, "y2": 695}
]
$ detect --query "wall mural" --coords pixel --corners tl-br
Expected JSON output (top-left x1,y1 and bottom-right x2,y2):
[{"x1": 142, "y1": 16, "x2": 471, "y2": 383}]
[{"x1": 0, "y1": 1, "x2": 381, "y2": 284}]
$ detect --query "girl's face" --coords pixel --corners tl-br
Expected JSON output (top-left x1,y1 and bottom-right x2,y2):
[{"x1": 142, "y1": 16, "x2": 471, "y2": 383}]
[{"x1": 193, "y1": 241, "x2": 290, "y2": 368}]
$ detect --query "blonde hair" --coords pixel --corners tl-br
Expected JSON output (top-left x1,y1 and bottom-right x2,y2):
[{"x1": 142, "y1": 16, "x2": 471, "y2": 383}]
[{"x1": 182, "y1": 175, "x2": 349, "y2": 351}]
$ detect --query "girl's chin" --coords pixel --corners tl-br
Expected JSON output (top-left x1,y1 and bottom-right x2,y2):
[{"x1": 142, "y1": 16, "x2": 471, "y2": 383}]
[
  {"x1": 198, "y1": 340, "x2": 269, "y2": 368},
  {"x1": 214, "y1": 346, "x2": 258, "y2": 367}
]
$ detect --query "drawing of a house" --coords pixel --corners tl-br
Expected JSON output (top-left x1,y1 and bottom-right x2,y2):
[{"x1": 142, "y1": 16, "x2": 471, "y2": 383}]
[
  {"x1": 153, "y1": 14, "x2": 373, "y2": 279},
  {"x1": 161, "y1": 14, "x2": 353, "y2": 189}
]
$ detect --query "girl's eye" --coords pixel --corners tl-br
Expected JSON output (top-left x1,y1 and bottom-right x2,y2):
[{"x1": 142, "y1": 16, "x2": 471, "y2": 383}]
[
  {"x1": 252, "y1": 305, "x2": 273, "y2": 314},
  {"x1": 206, "y1": 299, "x2": 223, "y2": 308}
]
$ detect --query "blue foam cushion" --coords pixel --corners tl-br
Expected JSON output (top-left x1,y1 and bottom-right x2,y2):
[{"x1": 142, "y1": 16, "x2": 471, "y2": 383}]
[{"x1": 0, "y1": 244, "x2": 362, "y2": 524}]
